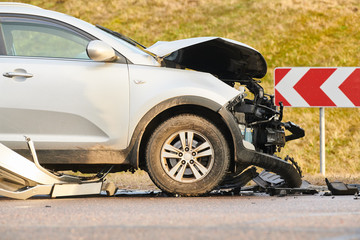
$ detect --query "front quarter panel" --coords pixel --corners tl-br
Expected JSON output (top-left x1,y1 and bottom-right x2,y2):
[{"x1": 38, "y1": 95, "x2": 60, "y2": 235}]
[{"x1": 127, "y1": 65, "x2": 240, "y2": 144}]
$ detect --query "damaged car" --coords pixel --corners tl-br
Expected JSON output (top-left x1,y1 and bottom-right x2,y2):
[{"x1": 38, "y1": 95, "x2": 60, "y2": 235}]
[{"x1": 0, "y1": 2, "x2": 304, "y2": 196}]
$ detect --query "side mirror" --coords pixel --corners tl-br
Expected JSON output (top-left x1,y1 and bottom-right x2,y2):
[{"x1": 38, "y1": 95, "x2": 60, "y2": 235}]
[{"x1": 86, "y1": 40, "x2": 118, "y2": 62}]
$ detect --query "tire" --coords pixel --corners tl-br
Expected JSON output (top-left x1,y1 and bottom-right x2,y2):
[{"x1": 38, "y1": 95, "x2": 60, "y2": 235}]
[{"x1": 146, "y1": 114, "x2": 230, "y2": 196}]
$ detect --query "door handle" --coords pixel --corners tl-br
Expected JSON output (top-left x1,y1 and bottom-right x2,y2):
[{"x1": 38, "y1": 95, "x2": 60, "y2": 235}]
[
  {"x1": 3, "y1": 69, "x2": 33, "y2": 81},
  {"x1": 3, "y1": 71, "x2": 33, "y2": 78}
]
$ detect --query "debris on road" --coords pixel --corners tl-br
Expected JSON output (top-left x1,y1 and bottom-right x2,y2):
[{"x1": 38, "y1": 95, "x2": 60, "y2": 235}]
[
  {"x1": 215, "y1": 168, "x2": 321, "y2": 197},
  {"x1": 0, "y1": 137, "x2": 117, "y2": 200},
  {"x1": 0, "y1": 138, "x2": 358, "y2": 200},
  {"x1": 325, "y1": 178, "x2": 359, "y2": 196}
]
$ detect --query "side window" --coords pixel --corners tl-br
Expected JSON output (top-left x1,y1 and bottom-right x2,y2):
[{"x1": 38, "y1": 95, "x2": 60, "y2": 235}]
[{"x1": 1, "y1": 19, "x2": 91, "y2": 60}]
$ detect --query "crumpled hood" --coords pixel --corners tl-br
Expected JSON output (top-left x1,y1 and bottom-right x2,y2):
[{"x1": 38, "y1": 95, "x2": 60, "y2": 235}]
[{"x1": 146, "y1": 37, "x2": 267, "y2": 79}]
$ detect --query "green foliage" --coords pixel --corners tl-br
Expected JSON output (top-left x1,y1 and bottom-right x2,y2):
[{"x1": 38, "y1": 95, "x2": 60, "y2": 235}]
[{"x1": 4, "y1": 0, "x2": 360, "y2": 175}]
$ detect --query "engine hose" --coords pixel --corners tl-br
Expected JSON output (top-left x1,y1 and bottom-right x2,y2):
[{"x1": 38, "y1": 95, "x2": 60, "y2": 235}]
[{"x1": 238, "y1": 150, "x2": 302, "y2": 188}]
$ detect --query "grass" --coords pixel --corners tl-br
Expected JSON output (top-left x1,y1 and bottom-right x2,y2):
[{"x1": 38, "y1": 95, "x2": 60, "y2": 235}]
[{"x1": 3, "y1": 0, "x2": 360, "y2": 183}]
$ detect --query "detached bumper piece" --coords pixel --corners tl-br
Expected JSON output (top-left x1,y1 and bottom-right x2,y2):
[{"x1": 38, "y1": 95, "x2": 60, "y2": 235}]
[
  {"x1": 325, "y1": 178, "x2": 359, "y2": 196},
  {"x1": 218, "y1": 169, "x2": 318, "y2": 196},
  {"x1": 0, "y1": 138, "x2": 116, "y2": 200},
  {"x1": 252, "y1": 170, "x2": 318, "y2": 196}
]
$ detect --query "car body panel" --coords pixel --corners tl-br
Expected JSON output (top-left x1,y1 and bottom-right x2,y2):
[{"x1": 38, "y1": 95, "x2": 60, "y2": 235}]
[
  {"x1": 127, "y1": 65, "x2": 240, "y2": 144},
  {"x1": 0, "y1": 56, "x2": 130, "y2": 150}
]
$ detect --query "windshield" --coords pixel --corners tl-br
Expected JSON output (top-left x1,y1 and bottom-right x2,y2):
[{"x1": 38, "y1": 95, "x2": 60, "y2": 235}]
[
  {"x1": 96, "y1": 25, "x2": 146, "y2": 48},
  {"x1": 96, "y1": 25, "x2": 159, "y2": 61}
]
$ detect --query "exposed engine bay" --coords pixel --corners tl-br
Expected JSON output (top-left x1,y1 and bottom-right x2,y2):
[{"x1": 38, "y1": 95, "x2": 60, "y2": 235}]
[
  {"x1": 149, "y1": 37, "x2": 306, "y2": 188},
  {"x1": 226, "y1": 78, "x2": 305, "y2": 155}
]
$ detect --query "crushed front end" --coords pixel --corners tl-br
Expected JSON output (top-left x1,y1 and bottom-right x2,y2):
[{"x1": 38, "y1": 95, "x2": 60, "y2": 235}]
[
  {"x1": 146, "y1": 36, "x2": 305, "y2": 188},
  {"x1": 227, "y1": 78, "x2": 304, "y2": 156},
  {"x1": 220, "y1": 77, "x2": 305, "y2": 188}
]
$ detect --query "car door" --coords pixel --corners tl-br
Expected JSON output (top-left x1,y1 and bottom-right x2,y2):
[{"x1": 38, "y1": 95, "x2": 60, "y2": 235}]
[{"x1": 0, "y1": 15, "x2": 129, "y2": 150}]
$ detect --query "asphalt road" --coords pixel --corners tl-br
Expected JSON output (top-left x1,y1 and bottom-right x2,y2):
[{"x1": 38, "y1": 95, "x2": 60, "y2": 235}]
[{"x1": 0, "y1": 191, "x2": 359, "y2": 240}]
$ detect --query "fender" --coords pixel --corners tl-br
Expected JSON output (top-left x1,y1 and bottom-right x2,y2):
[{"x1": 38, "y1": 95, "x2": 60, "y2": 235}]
[{"x1": 126, "y1": 95, "x2": 223, "y2": 168}]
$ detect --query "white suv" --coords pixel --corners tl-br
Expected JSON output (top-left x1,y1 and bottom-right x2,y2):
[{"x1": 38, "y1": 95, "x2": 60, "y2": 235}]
[{"x1": 0, "y1": 3, "x2": 304, "y2": 196}]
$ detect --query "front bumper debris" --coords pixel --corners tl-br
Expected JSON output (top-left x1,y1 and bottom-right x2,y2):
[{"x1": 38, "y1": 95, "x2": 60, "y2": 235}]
[
  {"x1": 325, "y1": 178, "x2": 359, "y2": 195},
  {"x1": 0, "y1": 137, "x2": 116, "y2": 200}
]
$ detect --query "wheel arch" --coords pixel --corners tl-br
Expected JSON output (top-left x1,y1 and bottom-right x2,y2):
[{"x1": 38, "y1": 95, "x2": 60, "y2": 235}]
[{"x1": 126, "y1": 96, "x2": 235, "y2": 170}]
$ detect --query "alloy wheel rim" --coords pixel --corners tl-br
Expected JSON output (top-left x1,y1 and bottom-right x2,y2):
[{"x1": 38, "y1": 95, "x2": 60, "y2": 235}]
[{"x1": 160, "y1": 130, "x2": 214, "y2": 183}]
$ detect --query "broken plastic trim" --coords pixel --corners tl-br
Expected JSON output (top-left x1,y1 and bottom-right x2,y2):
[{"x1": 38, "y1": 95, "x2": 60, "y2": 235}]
[
  {"x1": 325, "y1": 178, "x2": 359, "y2": 196},
  {"x1": 0, "y1": 137, "x2": 116, "y2": 199}
]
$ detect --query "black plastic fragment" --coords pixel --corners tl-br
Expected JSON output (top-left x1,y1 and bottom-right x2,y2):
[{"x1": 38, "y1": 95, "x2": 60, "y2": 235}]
[
  {"x1": 218, "y1": 167, "x2": 258, "y2": 190},
  {"x1": 348, "y1": 184, "x2": 360, "y2": 191},
  {"x1": 245, "y1": 171, "x2": 318, "y2": 196},
  {"x1": 266, "y1": 187, "x2": 318, "y2": 196},
  {"x1": 253, "y1": 170, "x2": 285, "y2": 188},
  {"x1": 325, "y1": 178, "x2": 359, "y2": 196}
]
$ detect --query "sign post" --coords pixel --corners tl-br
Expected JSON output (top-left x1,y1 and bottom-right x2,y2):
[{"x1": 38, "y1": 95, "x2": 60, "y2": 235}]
[
  {"x1": 275, "y1": 67, "x2": 360, "y2": 175},
  {"x1": 320, "y1": 107, "x2": 325, "y2": 176}
]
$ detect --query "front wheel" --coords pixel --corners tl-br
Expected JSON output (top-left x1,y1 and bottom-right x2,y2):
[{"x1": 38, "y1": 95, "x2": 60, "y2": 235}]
[{"x1": 146, "y1": 114, "x2": 230, "y2": 196}]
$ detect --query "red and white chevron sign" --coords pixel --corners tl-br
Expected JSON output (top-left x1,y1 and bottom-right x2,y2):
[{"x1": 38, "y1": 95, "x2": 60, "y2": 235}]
[{"x1": 274, "y1": 67, "x2": 360, "y2": 107}]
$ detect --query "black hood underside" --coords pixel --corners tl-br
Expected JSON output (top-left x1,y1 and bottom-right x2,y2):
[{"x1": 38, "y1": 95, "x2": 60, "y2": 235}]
[{"x1": 162, "y1": 38, "x2": 267, "y2": 80}]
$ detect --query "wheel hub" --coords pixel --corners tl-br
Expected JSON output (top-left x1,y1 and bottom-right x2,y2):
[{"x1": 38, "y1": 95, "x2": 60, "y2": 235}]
[{"x1": 183, "y1": 152, "x2": 192, "y2": 161}]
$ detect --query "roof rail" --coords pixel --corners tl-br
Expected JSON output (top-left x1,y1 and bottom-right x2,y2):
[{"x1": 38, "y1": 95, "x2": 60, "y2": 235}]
[{"x1": 0, "y1": 2, "x2": 41, "y2": 9}]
